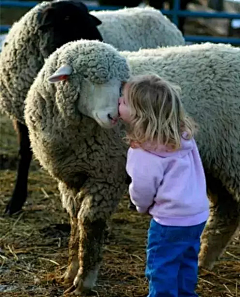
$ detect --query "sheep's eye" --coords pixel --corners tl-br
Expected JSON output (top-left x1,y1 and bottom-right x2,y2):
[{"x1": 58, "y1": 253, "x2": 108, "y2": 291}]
[
  {"x1": 120, "y1": 82, "x2": 126, "y2": 96},
  {"x1": 119, "y1": 85, "x2": 123, "y2": 96}
]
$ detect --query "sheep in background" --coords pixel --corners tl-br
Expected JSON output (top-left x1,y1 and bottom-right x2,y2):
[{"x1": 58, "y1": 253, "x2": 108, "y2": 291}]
[
  {"x1": 0, "y1": 1, "x2": 185, "y2": 215},
  {"x1": 24, "y1": 40, "x2": 240, "y2": 294},
  {"x1": 92, "y1": 6, "x2": 185, "y2": 51},
  {"x1": 98, "y1": 0, "x2": 195, "y2": 33}
]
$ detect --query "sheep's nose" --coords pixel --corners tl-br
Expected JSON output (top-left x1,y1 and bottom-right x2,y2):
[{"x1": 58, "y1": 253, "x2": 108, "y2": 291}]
[
  {"x1": 107, "y1": 113, "x2": 113, "y2": 120},
  {"x1": 108, "y1": 113, "x2": 118, "y2": 124},
  {"x1": 108, "y1": 113, "x2": 117, "y2": 120}
]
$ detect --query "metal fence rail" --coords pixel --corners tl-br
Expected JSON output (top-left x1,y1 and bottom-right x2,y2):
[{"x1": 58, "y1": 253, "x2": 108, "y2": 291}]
[{"x1": 1, "y1": 0, "x2": 240, "y2": 44}]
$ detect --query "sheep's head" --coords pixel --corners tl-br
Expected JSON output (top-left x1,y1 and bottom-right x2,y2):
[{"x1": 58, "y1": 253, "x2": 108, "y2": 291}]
[
  {"x1": 37, "y1": 0, "x2": 103, "y2": 57},
  {"x1": 47, "y1": 40, "x2": 130, "y2": 128}
]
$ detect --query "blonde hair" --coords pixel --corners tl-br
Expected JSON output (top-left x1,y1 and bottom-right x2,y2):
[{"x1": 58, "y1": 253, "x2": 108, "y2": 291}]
[{"x1": 124, "y1": 74, "x2": 197, "y2": 150}]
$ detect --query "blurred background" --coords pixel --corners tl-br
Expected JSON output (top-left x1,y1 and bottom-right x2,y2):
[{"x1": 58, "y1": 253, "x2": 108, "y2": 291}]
[{"x1": 0, "y1": 0, "x2": 240, "y2": 48}]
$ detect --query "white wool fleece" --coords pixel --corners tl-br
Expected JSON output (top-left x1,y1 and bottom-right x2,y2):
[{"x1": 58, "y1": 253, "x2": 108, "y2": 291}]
[{"x1": 92, "y1": 6, "x2": 185, "y2": 51}]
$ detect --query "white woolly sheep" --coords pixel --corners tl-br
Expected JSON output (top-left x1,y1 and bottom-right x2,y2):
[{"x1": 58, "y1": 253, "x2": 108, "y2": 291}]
[
  {"x1": 97, "y1": 0, "x2": 194, "y2": 34},
  {"x1": 92, "y1": 6, "x2": 185, "y2": 51},
  {"x1": 0, "y1": 1, "x2": 185, "y2": 215},
  {"x1": 24, "y1": 40, "x2": 240, "y2": 294}
]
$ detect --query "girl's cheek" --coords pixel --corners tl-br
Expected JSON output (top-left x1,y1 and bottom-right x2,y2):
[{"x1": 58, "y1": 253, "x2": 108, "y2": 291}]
[{"x1": 118, "y1": 104, "x2": 123, "y2": 116}]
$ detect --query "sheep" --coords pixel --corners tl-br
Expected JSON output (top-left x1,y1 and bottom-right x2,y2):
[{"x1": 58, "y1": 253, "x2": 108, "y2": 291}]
[
  {"x1": 0, "y1": 0, "x2": 104, "y2": 215},
  {"x1": 24, "y1": 40, "x2": 240, "y2": 294},
  {"x1": 98, "y1": 0, "x2": 195, "y2": 33},
  {"x1": 91, "y1": 6, "x2": 185, "y2": 51},
  {"x1": 0, "y1": 2, "x2": 185, "y2": 215}
]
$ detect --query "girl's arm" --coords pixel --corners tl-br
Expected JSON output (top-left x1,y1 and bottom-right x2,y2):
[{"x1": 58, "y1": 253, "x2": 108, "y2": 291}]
[{"x1": 126, "y1": 148, "x2": 163, "y2": 214}]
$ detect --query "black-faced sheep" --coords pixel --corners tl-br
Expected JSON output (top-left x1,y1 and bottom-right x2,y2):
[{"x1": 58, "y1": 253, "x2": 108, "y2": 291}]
[{"x1": 24, "y1": 40, "x2": 240, "y2": 294}]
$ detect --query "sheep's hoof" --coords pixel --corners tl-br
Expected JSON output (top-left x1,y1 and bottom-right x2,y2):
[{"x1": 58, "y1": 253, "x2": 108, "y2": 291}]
[
  {"x1": 64, "y1": 284, "x2": 92, "y2": 296},
  {"x1": 198, "y1": 252, "x2": 215, "y2": 270},
  {"x1": 198, "y1": 266, "x2": 211, "y2": 277},
  {"x1": 61, "y1": 270, "x2": 77, "y2": 286},
  {"x1": 71, "y1": 288, "x2": 92, "y2": 296},
  {"x1": 64, "y1": 284, "x2": 76, "y2": 294},
  {"x1": 62, "y1": 262, "x2": 79, "y2": 285},
  {"x1": 5, "y1": 198, "x2": 24, "y2": 215},
  {"x1": 198, "y1": 259, "x2": 214, "y2": 271},
  {"x1": 198, "y1": 246, "x2": 215, "y2": 271},
  {"x1": 62, "y1": 275, "x2": 75, "y2": 287}
]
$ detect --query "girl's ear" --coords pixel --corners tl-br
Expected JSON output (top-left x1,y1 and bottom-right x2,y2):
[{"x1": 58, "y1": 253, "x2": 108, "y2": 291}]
[
  {"x1": 38, "y1": 6, "x2": 55, "y2": 30},
  {"x1": 48, "y1": 65, "x2": 72, "y2": 83}
]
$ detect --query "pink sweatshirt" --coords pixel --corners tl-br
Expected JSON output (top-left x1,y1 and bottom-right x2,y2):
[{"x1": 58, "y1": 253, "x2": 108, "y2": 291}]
[{"x1": 126, "y1": 137, "x2": 209, "y2": 226}]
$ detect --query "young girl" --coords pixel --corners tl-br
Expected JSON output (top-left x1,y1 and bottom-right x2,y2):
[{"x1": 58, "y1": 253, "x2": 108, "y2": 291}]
[{"x1": 118, "y1": 74, "x2": 209, "y2": 297}]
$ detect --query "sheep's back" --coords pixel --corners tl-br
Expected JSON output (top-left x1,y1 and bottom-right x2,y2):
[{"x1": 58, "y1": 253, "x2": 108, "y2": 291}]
[
  {"x1": 0, "y1": 3, "x2": 47, "y2": 123},
  {"x1": 92, "y1": 7, "x2": 185, "y2": 51}
]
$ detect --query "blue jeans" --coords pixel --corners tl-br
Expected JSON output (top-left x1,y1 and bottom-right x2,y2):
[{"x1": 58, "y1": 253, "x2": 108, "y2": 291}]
[{"x1": 145, "y1": 219, "x2": 206, "y2": 297}]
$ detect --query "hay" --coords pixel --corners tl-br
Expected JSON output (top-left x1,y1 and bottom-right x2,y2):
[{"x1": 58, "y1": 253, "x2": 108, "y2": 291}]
[{"x1": 0, "y1": 114, "x2": 239, "y2": 297}]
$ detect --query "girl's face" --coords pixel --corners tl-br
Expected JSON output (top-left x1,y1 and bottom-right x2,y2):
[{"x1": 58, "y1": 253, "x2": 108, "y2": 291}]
[{"x1": 118, "y1": 84, "x2": 132, "y2": 123}]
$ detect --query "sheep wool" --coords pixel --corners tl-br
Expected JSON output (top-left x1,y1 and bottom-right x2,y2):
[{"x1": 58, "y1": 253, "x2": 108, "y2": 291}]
[
  {"x1": 24, "y1": 40, "x2": 240, "y2": 294},
  {"x1": 92, "y1": 6, "x2": 185, "y2": 51},
  {"x1": 0, "y1": 3, "x2": 47, "y2": 123}
]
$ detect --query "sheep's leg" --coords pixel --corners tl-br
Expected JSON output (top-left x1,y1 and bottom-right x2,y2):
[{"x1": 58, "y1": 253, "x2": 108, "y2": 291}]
[
  {"x1": 62, "y1": 217, "x2": 79, "y2": 285},
  {"x1": 71, "y1": 217, "x2": 107, "y2": 295},
  {"x1": 199, "y1": 175, "x2": 240, "y2": 269},
  {"x1": 5, "y1": 121, "x2": 32, "y2": 215},
  {"x1": 68, "y1": 181, "x2": 123, "y2": 295},
  {"x1": 65, "y1": 217, "x2": 107, "y2": 295}
]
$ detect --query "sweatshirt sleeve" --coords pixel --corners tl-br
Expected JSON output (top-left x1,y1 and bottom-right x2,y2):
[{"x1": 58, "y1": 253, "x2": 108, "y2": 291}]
[{"x1": 126, "y1": 148, "x2": 163, "y2": 214}]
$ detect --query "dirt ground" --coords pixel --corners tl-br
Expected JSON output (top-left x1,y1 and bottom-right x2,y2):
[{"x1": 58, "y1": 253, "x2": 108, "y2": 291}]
[{"x1": 0, "y1": 113, "x2": 240, "y2": 297}]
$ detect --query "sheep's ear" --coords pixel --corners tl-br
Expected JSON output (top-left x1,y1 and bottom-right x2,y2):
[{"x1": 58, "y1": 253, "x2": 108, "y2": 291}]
[
  {"x1": 48, "y1": 65, "x2": 72, "y2": 83},
  {"x1": 89, "y1": 15, "x2": 102, "y2": 26},
  {"x1": 38, "y1": 7, "x2": 55, "y2": 30}
]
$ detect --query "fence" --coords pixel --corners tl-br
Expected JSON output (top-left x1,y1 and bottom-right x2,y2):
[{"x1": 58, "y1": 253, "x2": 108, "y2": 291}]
[{"x1": 1, "y1": 0, "x2": 240, "y2": 44}]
